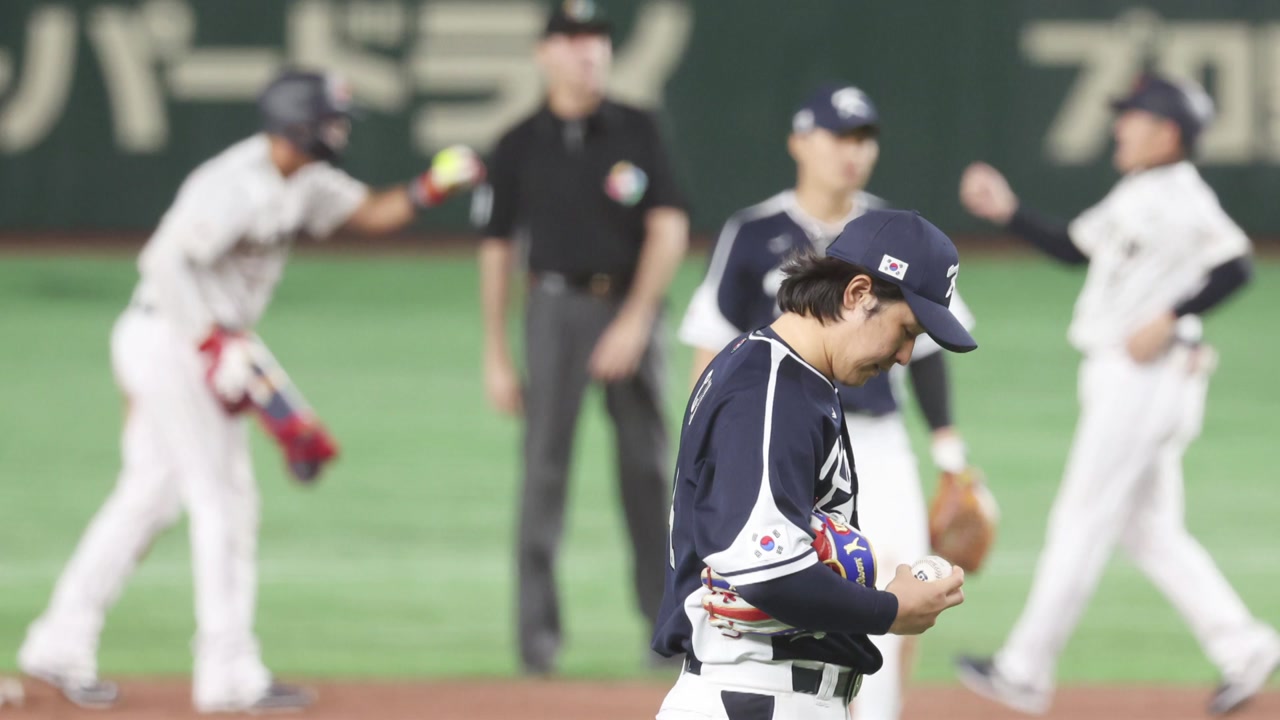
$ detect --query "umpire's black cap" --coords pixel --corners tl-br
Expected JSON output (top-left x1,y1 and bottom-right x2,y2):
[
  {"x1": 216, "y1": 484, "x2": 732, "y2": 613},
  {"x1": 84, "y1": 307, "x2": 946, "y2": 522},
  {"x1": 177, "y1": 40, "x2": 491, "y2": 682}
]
[
  {"x1": 1110, "y1": 73, "x2": 1215, "y2": 151},
  {"x1": 544, "y1": 0, "x2": 612, "y2": 37}
]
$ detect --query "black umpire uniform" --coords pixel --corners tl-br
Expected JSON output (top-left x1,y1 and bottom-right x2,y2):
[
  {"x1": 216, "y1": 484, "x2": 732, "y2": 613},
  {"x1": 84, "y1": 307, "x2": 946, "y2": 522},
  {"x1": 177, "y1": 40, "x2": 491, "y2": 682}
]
[{"x1": 474, "y1": 5, "x2": 689, "y2": 674}]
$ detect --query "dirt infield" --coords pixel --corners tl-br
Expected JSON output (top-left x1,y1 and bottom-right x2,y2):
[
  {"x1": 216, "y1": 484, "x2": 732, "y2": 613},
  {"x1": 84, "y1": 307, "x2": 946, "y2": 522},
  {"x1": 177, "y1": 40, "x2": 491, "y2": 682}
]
[{"x1": 2, "y1": 677, "x2": 1277, "y2": 719}]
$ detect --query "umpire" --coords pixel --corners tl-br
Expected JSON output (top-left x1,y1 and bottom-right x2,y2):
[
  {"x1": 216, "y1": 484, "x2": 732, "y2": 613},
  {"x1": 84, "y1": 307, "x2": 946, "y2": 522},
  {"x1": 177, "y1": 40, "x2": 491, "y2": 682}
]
[{"x1": 473, "y1": 1, "x2": 690, "y2": 675}]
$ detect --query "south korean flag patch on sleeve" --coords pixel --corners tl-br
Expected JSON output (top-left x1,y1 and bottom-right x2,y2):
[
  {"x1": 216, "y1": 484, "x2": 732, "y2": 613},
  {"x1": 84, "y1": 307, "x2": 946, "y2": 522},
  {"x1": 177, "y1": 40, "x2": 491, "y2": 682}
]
[
  {"x1": 878, "y1": 254, "x2": 909, "y2": 280},
  {"x1": 751, "y1": 526, "x2": 789, "y2": 562}
]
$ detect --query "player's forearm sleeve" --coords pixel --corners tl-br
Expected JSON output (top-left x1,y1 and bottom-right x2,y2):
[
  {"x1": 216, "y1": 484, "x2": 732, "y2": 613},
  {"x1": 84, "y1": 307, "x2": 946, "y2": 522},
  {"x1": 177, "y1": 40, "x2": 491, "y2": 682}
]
[
  {"x1": 1174, "y1": 255, "x2": 1253, "y2": 317},
  {"x1": 908, "y1": 352, "x2": 952, "y2": 431},
  {"x1": 1007, "y1": 207, "x2": 1088, "y2": 265},
  {"x1": 735, "y1": 563, "x2": 899, "y2": 636}
]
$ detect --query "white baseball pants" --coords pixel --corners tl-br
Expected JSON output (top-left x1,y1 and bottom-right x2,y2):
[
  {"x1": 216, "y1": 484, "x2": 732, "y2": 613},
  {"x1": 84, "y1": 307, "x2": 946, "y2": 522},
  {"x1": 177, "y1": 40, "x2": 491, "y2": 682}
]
[
  {"x1": 995, "y1": 346, "x2": 1272, "y2": 691},
  {"x1": 19, "y1": 307, "x2": 270, "y2": 709},
  {"x1": 658, "y1": 660, "x2": 856, "y2": 720}
]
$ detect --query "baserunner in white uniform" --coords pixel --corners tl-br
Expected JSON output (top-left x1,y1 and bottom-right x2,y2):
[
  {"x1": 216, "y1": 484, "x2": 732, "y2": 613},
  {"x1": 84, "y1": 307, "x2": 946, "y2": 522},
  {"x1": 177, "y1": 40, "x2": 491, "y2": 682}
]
[
  {"x1": 17, "y1": 69, "x2": 484, "y2": 713},
  {"x1": 954, "y1": 73, "x2": 1278, "y2": 717}
]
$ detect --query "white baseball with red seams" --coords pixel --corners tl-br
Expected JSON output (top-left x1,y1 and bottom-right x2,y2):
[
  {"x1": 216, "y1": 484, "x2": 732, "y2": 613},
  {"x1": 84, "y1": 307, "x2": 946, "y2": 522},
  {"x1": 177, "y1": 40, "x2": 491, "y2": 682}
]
[{"x1": 910, "y1": 555, "x2": 953, "y2": 582}]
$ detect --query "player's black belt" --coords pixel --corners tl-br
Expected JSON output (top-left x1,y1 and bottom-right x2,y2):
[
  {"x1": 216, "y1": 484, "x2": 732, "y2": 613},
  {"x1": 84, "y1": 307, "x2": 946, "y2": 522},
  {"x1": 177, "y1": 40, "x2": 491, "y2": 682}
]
[
  {"x1": 683, "y1": 656, "x2": 862, "y2": 703},
  {"x1": 529, "y1": 271, "x2": 632, "y2": 299}
]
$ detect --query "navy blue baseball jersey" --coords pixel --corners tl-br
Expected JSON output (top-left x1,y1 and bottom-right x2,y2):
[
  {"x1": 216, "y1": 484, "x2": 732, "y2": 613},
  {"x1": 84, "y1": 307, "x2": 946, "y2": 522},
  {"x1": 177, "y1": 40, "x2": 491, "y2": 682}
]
[
  {"x1": 679, "y1": 190, "x2": 901, "y2": 415},
  {"x1": 652, "y1": 327, "x2": 889, "y2": 672}
]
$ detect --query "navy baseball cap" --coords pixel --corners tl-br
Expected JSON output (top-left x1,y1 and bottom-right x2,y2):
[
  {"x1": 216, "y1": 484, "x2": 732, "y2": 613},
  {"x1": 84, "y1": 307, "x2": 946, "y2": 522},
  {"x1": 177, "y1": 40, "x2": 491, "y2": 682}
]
[
  {"x1": 826, "y1": 210, "x2": 976, "y2": 353},
  {"x1": 544, "y1": 0, "x2": 612, "y2": 37},
  {"x1": 792, "y1": 84, "x2": 879, "y2": 135},
  {"x1": 1110, "y1": 73, "x2": 1215, "y2": 150}
]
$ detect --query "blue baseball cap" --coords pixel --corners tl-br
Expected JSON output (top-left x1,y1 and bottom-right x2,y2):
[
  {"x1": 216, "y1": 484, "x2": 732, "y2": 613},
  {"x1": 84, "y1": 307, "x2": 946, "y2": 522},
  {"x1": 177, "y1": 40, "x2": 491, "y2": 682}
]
[
  {"x1": 1110, "y1": 73, "x2": 1215, "y2": 150},
  {"x1": 792, "y1": 84, "x2": 879, "y2": 135},
  {"x1": 826, "y1": 210, "x2": 976, "y2": 353}
]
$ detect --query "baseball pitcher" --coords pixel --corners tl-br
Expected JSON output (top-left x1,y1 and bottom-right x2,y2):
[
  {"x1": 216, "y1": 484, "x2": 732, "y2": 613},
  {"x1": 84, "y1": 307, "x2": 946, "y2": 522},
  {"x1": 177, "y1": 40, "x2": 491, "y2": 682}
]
[
  {"x1": 17, "y1": 69, "x2": 484, "y2": 712},
  {"x1": 954, "y1": 73, "x2": 1277, "y2": 717},
  {"x1": 654, "y1": 210, "x2": 974, "y2": 720},
  {"x1": 678, "y1": 84, "x2": 988, "y2": 720}
]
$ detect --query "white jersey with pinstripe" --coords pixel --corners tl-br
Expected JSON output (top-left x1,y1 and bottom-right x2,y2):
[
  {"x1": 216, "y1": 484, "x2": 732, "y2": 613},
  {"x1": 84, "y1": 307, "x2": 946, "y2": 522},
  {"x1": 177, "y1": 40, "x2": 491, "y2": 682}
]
[
  {"x1": 1066, "y1": 160, "x2": 1250, "y2": 353},
  {"x1": 134, "y1": 134, "x2": 369, "y2": 340}
]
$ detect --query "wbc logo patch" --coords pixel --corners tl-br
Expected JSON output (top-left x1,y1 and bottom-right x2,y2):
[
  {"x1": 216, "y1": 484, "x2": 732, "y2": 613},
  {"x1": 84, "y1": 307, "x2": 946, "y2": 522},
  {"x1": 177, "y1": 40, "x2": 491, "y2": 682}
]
[
  {"x1": 879, "y1": 254, "x2": 909, "y2": 280},
  {"x1": 604, "y1": 161, "x2": 648, "y2": 207}
]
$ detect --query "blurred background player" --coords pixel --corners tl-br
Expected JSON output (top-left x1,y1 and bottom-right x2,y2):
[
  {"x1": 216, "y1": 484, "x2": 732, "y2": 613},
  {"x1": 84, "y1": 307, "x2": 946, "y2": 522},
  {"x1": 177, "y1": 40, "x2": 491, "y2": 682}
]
[
  {"x1": 678, "y1": 83, "x2": 978, "y2": 720},
  {"x1": 16, "y1": 69, "x2": 484, "y2": 712},
  {"x1": 954, "y1": 73, "x2": 1279, "y2": 716},
  {"x1": 472, "y1": 1, "x2": 689, "y2": 675},
  {"x1": 654, "y1": 209, "x2": 974, "y2": 720}
]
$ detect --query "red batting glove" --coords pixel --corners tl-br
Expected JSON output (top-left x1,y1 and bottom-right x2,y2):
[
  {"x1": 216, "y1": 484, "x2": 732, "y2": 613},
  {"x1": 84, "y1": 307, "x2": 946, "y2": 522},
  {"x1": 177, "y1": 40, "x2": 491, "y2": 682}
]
[{"x1": 198, "y1": 328, "x2": 254, "y2": 414}]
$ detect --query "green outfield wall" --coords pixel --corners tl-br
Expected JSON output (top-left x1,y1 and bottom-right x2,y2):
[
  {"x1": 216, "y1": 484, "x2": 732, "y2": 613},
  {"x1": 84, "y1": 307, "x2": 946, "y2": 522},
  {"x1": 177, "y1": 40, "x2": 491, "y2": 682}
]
[{"x1": 3, "y1": 0, "x2": 1280, "y2": 235}]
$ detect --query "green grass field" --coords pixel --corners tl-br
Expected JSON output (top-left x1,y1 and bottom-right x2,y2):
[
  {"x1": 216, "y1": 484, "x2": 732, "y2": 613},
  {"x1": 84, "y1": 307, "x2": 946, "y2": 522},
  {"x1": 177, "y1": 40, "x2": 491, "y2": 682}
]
[{"x1": 0, "y1": 254, "x2": 1276, "y2": 686}]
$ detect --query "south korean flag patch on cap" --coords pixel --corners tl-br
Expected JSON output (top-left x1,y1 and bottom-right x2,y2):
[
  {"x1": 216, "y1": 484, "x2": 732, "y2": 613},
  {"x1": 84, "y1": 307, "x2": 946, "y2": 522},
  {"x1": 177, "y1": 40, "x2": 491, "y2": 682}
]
[{"x1": 879, "y1": 254, "x2": 909, "y2": 280}]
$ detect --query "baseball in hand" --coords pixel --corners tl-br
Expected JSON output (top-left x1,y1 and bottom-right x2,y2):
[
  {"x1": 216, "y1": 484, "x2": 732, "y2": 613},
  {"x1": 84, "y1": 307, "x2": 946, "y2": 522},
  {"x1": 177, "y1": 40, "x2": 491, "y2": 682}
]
[
  {"x1": 431, "y1": 145, "x2": 483, "y2": 188},
  {"x1": 432, "y1": 145, "x2": 467, "y2": 172},
  {"x1": 910, "y1": 555, "x2": 954, "y2": 582}
]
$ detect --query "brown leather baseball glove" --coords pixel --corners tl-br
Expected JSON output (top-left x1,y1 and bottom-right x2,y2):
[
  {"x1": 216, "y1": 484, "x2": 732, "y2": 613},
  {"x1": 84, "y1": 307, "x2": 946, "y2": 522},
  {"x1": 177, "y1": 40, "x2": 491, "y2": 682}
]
[{"x1": 928, "y1": 466, "x2": 999, "y2": 572}]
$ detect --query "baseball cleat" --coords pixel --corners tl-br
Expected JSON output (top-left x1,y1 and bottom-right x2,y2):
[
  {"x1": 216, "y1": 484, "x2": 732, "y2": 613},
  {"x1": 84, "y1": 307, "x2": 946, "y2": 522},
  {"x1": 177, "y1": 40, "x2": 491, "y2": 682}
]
[
  {"x1": 0, "y1": 676, "x2": 25, "y2": 708},
  {"x1": 198, "y1": 683, "x2": 316, "y2": 715},
  {"x1": 19, "y1": 663, "x2": 119, "y2": 710},
  {"x1": 247, "y1": 683, "x2": 316, "y2": 714},
  {"x1": 955, "y1": 655, "x2": 1051, "y2": 715},
  {"x1": 1208, "y1": 637, "x2": 1280, "y2": 715}
]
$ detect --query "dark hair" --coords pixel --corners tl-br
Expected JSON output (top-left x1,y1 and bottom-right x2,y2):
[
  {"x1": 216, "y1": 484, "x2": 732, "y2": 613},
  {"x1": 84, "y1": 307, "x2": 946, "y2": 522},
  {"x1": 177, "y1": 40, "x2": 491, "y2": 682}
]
[
  {"x1": 776, "y1": 249, "x2": 904, "y2": 324},
  {"x1": 839, "y1": 125, "x2": 880, "y2": 141}
]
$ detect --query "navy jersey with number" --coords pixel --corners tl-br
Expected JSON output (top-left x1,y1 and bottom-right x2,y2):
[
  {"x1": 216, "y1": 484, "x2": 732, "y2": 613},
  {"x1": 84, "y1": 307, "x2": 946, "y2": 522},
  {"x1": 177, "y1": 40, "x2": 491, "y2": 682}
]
[{"x1": 651, "y1": 327, "x2": 885, "y2": 673}]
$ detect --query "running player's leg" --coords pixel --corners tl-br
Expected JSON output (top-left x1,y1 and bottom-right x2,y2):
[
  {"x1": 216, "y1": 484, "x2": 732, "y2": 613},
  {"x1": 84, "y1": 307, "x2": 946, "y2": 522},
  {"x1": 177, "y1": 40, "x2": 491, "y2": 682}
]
[
  {"x1": 846, "y1": 413, "x2": 927, "y2": 720},
  {"x1": 603, "y1": 320, "x2": 670, "y2": 633},
  {"x1": 226, "y1": 437, "x2": 261, "y2": 661},
  {"x1": 518, "y1": 287, "x2": 596, "y2": 672},
  {"x1": 20, "y1": 312, "x2": 182, "y2": 681},
  {"x1": 995, "y1": 354, "x2": 1184, "y2": 692},
  {"x1": 213, "y1": 421, "x2": 269, "y2": 702},
  {"x1": 1120, "y1": 363, "x2": 1278, "y2": 676},
  {"x1": 124, "y1": 318, "x2": 268, "y2": 708}
]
